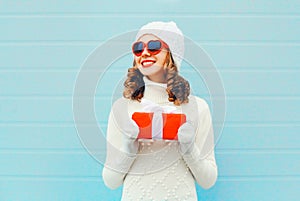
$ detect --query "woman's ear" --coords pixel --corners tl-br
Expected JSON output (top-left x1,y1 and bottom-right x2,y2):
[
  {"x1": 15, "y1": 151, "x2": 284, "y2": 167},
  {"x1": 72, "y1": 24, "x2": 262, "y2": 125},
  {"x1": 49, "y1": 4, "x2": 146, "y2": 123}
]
[{"x1": 164, "y1": 52, "x2": 172, "y2": 70}]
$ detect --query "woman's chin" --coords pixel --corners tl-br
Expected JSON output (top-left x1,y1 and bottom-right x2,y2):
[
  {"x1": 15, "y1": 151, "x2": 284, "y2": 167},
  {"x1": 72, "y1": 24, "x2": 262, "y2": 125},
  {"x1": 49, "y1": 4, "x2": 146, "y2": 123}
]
[{"x1": 138, "y1": 65, "x2": 159, "y2": 75}]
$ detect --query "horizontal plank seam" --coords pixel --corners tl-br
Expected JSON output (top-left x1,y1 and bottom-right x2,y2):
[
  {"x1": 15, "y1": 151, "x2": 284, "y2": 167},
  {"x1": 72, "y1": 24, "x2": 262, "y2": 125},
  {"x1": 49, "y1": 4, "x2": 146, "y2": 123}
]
[
  {"x1": 1, "y1": 69, "x2": 300, "y2": 72},
  {"x1": 0, "y1": 40, "x2": 300, "y2": 44},
  {"x1": 0, "y1": 121, "x2": 300, "y2": 125},
  {"x1": 1, "y1": 41, "x2": 300, "y2": 46},
  {"x1": 0, "y1": 122, "x2": 299, "y2": 127},
  {"x1": 1, "y1": 95, "x2": 300, "y2": 99},
  {"x1": 0, "y1": 175, "x2": 300, "y2": 181},
  {"x1": 0, "y1": 148, "x2": 299, "y2": 154},
  {"x1": 1, "y1": 13, "x2": 300, "y2": 18}
]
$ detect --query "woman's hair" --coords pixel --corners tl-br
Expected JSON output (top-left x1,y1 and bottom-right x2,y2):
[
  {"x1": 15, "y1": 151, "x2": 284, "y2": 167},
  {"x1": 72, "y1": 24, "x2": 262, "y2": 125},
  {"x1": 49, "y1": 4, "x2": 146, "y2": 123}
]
[{"x1": 123, "y1": 52, "x2": 190, "y2": 105}]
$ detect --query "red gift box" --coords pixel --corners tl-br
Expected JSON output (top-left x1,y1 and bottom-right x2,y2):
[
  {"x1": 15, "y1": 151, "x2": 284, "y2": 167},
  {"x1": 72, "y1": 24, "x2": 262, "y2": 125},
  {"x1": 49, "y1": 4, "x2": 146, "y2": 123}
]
[{"x1": 132, "y1": 112, "x2": 186, "y2": 140}]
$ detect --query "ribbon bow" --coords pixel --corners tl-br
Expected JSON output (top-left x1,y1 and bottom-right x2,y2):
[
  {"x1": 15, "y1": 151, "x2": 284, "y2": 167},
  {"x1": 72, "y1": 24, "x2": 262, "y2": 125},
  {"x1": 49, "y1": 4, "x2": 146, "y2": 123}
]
[{"x1": 142, "y1": 99, "x2": 177, "y2": 139}]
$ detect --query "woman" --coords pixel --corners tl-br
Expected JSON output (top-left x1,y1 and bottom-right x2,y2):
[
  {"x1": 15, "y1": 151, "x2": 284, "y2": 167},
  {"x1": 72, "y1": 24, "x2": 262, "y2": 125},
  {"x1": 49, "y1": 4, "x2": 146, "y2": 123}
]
[{"x1": 102, "y1": 21, "x2": 218, "y2": 201}]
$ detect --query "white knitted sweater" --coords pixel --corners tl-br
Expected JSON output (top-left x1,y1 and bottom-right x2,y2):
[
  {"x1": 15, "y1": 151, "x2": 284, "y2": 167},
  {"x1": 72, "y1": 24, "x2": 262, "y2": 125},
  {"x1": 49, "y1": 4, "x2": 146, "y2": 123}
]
[{"x1": 102, "y1": 77, "x2": 218, "y2": 201}]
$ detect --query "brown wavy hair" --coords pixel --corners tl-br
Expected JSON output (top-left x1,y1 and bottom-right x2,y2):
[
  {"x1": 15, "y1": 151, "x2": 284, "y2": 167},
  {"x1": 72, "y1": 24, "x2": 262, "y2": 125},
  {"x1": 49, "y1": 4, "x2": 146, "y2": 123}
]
[{"x1": 123, "y1": 52, "x2": 190, "y2": 105}]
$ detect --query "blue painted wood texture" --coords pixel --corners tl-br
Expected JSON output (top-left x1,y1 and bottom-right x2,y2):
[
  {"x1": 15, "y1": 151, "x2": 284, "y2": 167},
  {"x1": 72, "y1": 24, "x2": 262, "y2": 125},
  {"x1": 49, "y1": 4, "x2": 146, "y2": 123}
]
[{"x1": 0, "y1": 1, "x2": 300, "y2": 200}]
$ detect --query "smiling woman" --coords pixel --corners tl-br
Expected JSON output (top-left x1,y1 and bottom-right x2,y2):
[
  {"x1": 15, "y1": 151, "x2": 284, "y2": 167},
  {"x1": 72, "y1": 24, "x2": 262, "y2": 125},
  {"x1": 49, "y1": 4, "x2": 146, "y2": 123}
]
[{"x1": 102, "y1": 21, "x2": 218, "y2": 201}]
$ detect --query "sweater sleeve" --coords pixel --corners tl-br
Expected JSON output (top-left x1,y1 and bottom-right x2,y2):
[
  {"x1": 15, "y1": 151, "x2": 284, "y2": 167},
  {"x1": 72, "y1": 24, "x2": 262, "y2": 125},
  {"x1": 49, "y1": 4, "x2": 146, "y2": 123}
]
[
  {"x1": 182, "y1": 98, "x2": 218, "y2": 189},
  {"x1": 102, "y1": 99, "x2": 137, "y2": 189}
]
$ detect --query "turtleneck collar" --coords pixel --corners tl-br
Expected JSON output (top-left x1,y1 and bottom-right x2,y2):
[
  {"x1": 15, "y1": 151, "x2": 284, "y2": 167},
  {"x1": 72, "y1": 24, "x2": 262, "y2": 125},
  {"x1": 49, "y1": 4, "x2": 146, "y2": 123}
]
[{"x1": 143, "y1": 76, "x2": 170, "y2": 104}]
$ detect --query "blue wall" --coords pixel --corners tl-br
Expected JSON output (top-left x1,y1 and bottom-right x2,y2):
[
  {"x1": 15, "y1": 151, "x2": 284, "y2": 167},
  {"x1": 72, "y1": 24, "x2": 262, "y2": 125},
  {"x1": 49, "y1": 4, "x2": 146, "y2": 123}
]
[{"x1": 1, "y1": 1, "x2": 300, "y2": 200}]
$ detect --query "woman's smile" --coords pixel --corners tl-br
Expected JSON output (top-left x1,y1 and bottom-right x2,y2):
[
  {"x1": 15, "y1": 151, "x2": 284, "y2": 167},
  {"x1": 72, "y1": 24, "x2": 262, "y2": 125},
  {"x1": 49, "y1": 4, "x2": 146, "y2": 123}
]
[{"x1": 141, "y1": 59, "x2": 156, "y2": 68}]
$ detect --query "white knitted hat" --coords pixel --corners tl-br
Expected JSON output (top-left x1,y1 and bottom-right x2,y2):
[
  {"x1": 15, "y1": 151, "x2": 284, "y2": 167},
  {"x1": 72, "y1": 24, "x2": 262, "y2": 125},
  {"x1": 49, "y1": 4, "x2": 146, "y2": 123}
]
[{"x1": 135, "y1": 21, "x2": 185, "y2": 70}]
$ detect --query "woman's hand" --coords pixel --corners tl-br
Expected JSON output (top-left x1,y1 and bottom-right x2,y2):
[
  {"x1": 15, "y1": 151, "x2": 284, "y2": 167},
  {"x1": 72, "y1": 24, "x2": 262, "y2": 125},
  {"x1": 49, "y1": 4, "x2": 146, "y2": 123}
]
[
  {"x1": 111, "y1": 99, "x2": 140, "y2": 156},
  {"x1": 177, "y1": 121, "x2": 196, "y2": 155},
  {"x1": 121, "y1": 118, "x2": 140, "y2": 156}
]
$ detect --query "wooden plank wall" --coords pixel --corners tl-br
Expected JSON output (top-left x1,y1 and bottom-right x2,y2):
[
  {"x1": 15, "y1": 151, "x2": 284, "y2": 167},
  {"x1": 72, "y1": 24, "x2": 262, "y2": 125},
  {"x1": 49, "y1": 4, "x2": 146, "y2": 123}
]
[{"x1": 0, "y1": 1, "x2": 299, "y2": 200}]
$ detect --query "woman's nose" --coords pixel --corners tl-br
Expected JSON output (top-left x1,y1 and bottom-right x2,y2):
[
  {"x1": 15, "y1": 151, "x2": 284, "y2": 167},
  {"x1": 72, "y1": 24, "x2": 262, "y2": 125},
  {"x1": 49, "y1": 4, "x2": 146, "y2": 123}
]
[{"x1": 141, "y1": 47, "x2": 151, "y2": 57}]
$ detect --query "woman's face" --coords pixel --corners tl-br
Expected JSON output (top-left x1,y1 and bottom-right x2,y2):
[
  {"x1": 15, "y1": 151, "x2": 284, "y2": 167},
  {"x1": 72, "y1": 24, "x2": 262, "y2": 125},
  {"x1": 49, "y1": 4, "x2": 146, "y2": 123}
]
[{"x1": 134, "y1": 34, "x2": 169, "y2": 83}]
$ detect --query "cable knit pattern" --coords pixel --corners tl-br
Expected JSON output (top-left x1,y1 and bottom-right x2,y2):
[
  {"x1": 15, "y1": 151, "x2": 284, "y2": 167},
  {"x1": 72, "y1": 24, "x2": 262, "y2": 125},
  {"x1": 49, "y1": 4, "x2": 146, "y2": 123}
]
[{"x1": 103, "y1": 77, "x2": 218, "y2": 201}]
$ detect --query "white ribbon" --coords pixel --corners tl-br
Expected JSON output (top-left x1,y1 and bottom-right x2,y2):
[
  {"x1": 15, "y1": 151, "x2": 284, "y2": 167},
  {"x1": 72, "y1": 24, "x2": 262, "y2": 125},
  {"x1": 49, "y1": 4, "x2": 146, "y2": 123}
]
[{"x1": 141, "y1": 99, "x2": 177, "y2": 139}]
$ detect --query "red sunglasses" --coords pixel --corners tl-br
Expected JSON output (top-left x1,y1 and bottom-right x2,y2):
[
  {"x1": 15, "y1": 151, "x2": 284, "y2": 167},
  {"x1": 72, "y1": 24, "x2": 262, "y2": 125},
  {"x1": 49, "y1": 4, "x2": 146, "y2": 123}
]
[{"x1": 132, "y1": 40, "x2": 169, "y2": 57}]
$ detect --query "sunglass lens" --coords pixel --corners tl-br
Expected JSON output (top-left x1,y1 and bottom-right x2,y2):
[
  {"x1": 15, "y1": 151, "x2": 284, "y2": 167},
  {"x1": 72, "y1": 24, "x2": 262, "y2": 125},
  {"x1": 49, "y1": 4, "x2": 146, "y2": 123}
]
[
  {"x1": 148, "y1": 41, "x2": 161, "y2": 53},
  {"x1": 133, "y1": 42, "x2": 144, "y2": 56}
]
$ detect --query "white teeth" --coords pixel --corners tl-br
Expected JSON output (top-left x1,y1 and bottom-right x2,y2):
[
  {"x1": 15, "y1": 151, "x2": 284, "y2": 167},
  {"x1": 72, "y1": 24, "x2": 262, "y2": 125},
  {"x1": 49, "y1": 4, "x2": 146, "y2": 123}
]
[{"x1": 143, "y1": 61, "x2": 155, "y2": 66}]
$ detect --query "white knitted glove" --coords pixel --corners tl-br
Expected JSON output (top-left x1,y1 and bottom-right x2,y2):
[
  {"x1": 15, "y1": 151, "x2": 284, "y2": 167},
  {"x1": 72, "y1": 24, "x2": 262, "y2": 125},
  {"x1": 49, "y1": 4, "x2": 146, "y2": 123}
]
[
  {"x1": 121, "y1": 119, "x2": 140, "y2": 156},
  {"x1": 177, "y1": 121, "x2": 196, "y2": 155},
  {"x1": 112, "y1": 99, "x2": 140, "y2": 156}
]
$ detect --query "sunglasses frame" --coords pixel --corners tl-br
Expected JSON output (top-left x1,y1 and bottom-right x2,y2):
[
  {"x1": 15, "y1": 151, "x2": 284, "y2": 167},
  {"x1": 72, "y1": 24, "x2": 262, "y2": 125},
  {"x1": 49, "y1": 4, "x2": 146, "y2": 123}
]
[{"x1": 132, "y1": 40, "x2": 169, "y2": 57}]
